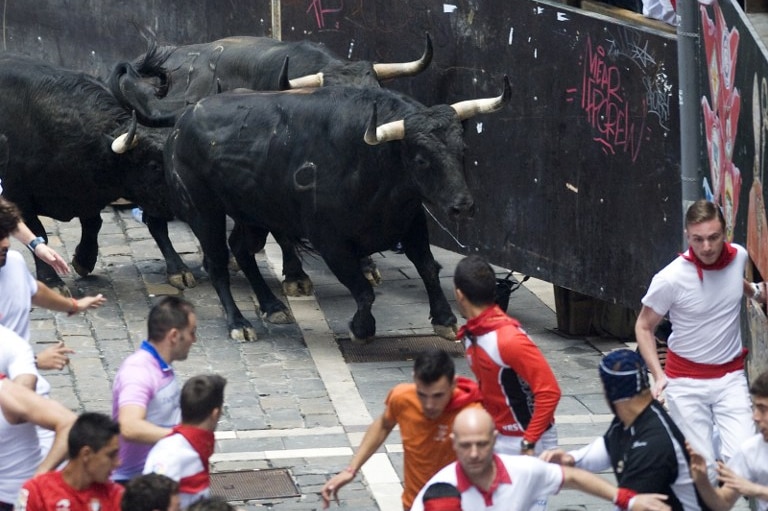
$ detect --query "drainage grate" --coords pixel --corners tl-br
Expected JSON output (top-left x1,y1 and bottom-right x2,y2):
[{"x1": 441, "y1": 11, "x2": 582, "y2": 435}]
[
  {"x1": 210, "y1": 468, "x2": 299, "y2": 501},
  {"x1": 337, "y1": 335, "x2": 464, "y2": 363}
]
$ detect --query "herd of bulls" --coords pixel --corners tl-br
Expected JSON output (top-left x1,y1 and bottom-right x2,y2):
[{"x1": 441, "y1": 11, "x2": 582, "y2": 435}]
[{"x1": 0, "y1": 33, "x2": 510, "y2": 342}]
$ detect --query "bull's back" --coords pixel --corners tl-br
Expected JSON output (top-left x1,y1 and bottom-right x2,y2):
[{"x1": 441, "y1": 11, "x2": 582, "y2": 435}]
[{"x1": 168, "y1": 89, "x2": 387, "y2": 231}]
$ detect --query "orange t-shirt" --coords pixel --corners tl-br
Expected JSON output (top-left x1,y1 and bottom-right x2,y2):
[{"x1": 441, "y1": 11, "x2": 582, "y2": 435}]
[{"x1": 382, "y1": 377, "x2": 481, "y2": 509}]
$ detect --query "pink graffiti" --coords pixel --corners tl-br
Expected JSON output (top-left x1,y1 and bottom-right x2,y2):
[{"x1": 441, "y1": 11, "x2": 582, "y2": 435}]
[
  {"x1": 307, "y1": 0, "x2": 344, "y2": 29},
  {"x1": 580, "y1": 36, "x2": 647, "y2": 162}
]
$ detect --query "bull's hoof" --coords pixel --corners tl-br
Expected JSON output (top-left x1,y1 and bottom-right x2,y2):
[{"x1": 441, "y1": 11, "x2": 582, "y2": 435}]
[
  {"x1": 230, "y1": 326, "x2": 258, "y2": 342},
  {"x1": 349, "y1": 330, "x2": 374, "y2": 344},
  {"x1": 71, "y1": 258, "x2": 92, "y2": 278},
  {"x1": 364, "y1": 267, "x2": 383, "y2": 287},
  {"x1": 168, "y1": 271, "x2": 197, "y2": 290},
  {"x1": 263, "y1": 309, "x2": 295, "y2": 324},
  {"x1": 433, "y1": 323, "x2": 458, "y2": 341},
  {"x1": 282, "y1": 277, "x2": 314, "y2": 297}
]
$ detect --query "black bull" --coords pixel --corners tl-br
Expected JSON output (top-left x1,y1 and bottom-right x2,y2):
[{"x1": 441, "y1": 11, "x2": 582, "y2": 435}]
[
  {"x1": 166, "y1": 79, "x2": 511, "y2": 341},
  {"x1": 0, "y1": 54, "x2": 194, "y2": 291},
  {"x1": 110, "y1": 34, "x2": 433, "y2": 123}
]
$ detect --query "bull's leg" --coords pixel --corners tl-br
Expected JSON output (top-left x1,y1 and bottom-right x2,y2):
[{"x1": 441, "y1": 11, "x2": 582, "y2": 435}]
[
  {"x1": 272, "y1": 233, "x2": 313, "y2": 297},
  {"x1": 188, "y1": 213, "x2": 257, "y2": 341},
  {"x1": 315, "y1": 243, "x2": 376, "y2": 343},
  {"x1": 228, "y1": 224, "x2": 294, "y2": 324},
  {"x1": 400, "y1": 210, "x2": 457, "y2": 340},
  {"x1": 143, "y1": 213, "x2": 196, "y2": 289},
  {"x1": 23, "y1": 214, "x2": 68, "y2": 295},
  {"x1": 71, "y1": 215, "x2": 101, "y2": 278}
]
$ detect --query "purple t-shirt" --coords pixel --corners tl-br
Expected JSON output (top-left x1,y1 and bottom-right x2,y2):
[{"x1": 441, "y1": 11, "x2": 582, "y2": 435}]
[{"x1": 111, "y1": 344, "x2": 180, "y2": 481}]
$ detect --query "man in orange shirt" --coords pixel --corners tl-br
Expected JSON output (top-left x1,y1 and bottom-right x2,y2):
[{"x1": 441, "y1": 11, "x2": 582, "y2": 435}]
[{"x1": 321, "y1": 348, "x2": 482, "y2": 510}]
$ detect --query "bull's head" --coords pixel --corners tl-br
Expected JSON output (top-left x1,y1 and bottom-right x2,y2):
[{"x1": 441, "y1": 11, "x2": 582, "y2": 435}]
[
  {"x1": 286, "y1": 33, "x2": 433, "y2": 89},
  {"x1": 363, "y1": 76, "x2": 512, "y2": 218}
]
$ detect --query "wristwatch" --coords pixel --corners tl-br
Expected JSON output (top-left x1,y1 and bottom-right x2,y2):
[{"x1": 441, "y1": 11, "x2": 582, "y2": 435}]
[
  {"x1": 520, "y1": 439, "x2": 536, "y2": 451},
  {"x1": 27, "y1": 236, "x2": 46, "y2": 253}
]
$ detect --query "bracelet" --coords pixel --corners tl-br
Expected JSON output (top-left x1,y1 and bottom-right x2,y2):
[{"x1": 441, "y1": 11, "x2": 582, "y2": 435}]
[
  {"x1": 344, "y1": 466, "x2": 357, "y2": 477},
  {"x1": 614, "y1": 487, "x2": 636, "y2": 510},
  {"x1": 27, "y1": 236, "x2": 46, "y2": 253},
  {"x1": 67, "y1": 298, "x2": 78, "y2": 316}
]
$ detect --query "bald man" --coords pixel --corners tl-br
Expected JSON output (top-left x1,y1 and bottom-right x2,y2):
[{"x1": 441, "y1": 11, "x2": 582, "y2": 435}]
[{"x1": 410, "y1": 408, "x2": 672, "y2": 511}]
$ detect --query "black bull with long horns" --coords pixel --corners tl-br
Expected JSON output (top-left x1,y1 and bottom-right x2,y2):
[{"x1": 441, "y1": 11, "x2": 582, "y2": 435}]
[
  {"x1": 165, "y1": 78, "x2": 511, "y2": 341},
  {"x1": 0, "y1": 53, "x2": 194, "y2": 292},
  {"x1": 108, "y1": 34, "x2": 433, "y2": 123}
]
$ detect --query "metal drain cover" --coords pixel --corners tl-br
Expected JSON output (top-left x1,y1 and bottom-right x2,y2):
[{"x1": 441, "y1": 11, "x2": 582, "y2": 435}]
[
  {"x1": 336, "y1": 335, "x2": 464, "y2": 363},
  {"x1": 210, "y1": 468, "x2": 299, "y2": 501}
]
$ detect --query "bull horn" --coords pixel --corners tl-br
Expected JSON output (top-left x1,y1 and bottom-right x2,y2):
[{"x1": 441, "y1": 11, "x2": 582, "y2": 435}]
[
  {"x1": 364, "y1": 103, "x2": 405, "y2": 145},
  {"x1": 451, "y1": 75, "x2": 512, "y2": 120},
  {"x1": 277, "y1": 56, "x2": 291, "y2": 91},
  {"x1": 372, "y1": 33, "x2": 433, "y2": 80},
  {"x1": 288, "y1": 72, "x2": 324, "y2": 89},
  {"x1": 111, "y1": 111, "x2": 139, "y2": 154}
]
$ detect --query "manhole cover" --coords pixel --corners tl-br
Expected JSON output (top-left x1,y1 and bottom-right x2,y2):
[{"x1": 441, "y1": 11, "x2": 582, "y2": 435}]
[
  {"x1": 337, "y1": 335, "x2": 464, "y2": 363},
  {"x1": 210, "y1": 468, "x2": 299, "y2": 501}
]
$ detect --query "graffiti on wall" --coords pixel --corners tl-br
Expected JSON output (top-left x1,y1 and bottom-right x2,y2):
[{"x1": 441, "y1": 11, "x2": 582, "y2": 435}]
[
  {"x1": 566, "y1": 30, "x2": 672, "y2": 163},
  {"x1": 700, "y1": 0, "x2": 742, "y2": 241},
  {"x1": 307, "y1": 0, "x2": 344, "y2": 30}
]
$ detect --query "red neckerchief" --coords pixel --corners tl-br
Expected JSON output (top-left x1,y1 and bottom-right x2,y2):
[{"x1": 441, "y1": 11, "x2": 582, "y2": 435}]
[
  {"x1": 171, "y1": 425, "x2": 215, "y2": 473},
  {"x1": 680, "y1": 242, "x2": 737, "y2": 281},
  {"x1": 443, "y1": 376, "x2": 483, "y2": 413},
  {"x1": 457, "y1": 305, "x2": 520, "y2": 340}
]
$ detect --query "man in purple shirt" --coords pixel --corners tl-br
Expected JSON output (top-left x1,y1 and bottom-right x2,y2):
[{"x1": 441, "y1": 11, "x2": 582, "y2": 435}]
[{"x1": 111, "y1": 296, "x2": 197, "y2": 483}]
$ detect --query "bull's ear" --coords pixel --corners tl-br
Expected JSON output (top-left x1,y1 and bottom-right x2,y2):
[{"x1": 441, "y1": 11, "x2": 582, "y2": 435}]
[
  {"x1": 277, "y1": 56, "x2": 291, "y2": 91},
  {"x1": 364, "y1": 103, "x2": 380, "y2": 145}
]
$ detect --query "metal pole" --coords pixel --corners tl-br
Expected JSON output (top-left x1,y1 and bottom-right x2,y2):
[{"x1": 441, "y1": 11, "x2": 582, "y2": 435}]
[
  {"x1": 677, "y1": 0, "x2": 701, "y2": 248},
  {"x1": 271, "y1": 0, "x2": 282, "y2": 41}
]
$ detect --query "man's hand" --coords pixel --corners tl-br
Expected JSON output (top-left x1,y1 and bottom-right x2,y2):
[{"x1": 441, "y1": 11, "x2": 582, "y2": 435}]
[
  {"x1": 320, "y1": 469, "x2": 355, "y2": 508},
  {"x1": 35, "y1": 341, "x2": 75, "y2": 370},
  {"x1": 718, "y1": 461, "x2": 762, "y2": 498},
  {"x1": 651, "y1": 374, "x2": 668, "y2": 404},
  {"x1": 539, "y1": 448, "x2": 575, "y2": 466},
  {"x1": 76, "y1": 294, "x2": 107, "y2": 312},
  {"x1": 686, "y1": 442, "x2": 709, "y2": 483},
  {"x1": 629, "y1": 494, "x2": 670, "y2": 511},
  {"x1": 34, "y1": 243, "x2": 69, "y2": 275}
]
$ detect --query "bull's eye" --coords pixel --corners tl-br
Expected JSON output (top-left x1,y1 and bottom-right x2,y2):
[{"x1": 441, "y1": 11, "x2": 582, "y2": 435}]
[{"x1": 413, "y1": 154, "x2": 429, "y2": 170}]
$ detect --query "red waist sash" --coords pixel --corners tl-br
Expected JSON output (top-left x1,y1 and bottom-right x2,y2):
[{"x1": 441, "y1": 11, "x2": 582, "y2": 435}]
[{"x1": 666, "y1": 347, "x2": 747, "y2": 379}]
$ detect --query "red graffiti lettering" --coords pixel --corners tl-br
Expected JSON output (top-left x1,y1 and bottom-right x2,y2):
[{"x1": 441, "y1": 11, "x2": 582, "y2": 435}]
[
  {"x1": 307, "y1": 0, "x2": 344, "y2": 29},
  {"x1": 580, "y1": 37, "x2": 646, "y2": 162}
]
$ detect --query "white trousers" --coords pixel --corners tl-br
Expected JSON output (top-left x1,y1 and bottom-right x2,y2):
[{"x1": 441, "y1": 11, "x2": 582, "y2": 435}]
[
  {"x1": 666, "y1": 370, "x2": 754, "y2": 482},
  {"x1": 494, "y1": 425, "x2": 559, "y2": 456}
]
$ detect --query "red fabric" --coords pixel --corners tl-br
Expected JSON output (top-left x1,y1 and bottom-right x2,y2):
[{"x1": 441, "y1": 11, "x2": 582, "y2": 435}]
[
  {"x1": 455, "y1": 455, "x2": 512, "y2": 506},
  {"x1": 170, "y1": 425, "x2": 215, "y2": 493},
  {"x1": 457, "y1": 305, "x2": 519, "y2": 339},
  {"x1": 444, "y1": 377, "x2": 482, "y2": 413},
  {"x1": 665, "y1": 347, "x2": 747, "y2": 379},
  {"x1": 614, "y1": 487, "x2": 637, "y2": 510},
  {"x1": 461, "y1": 306, "x2": 561, "y2": 443},
  {"x1": 680, "y1": 242, "x2": 737, "y2": 281},
  {"x1": 423, "y1": 496, "x2": 462, "y2": 511},
  {"x1": 20, "y1": 470, "x2": 124, "y2": 511}
]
